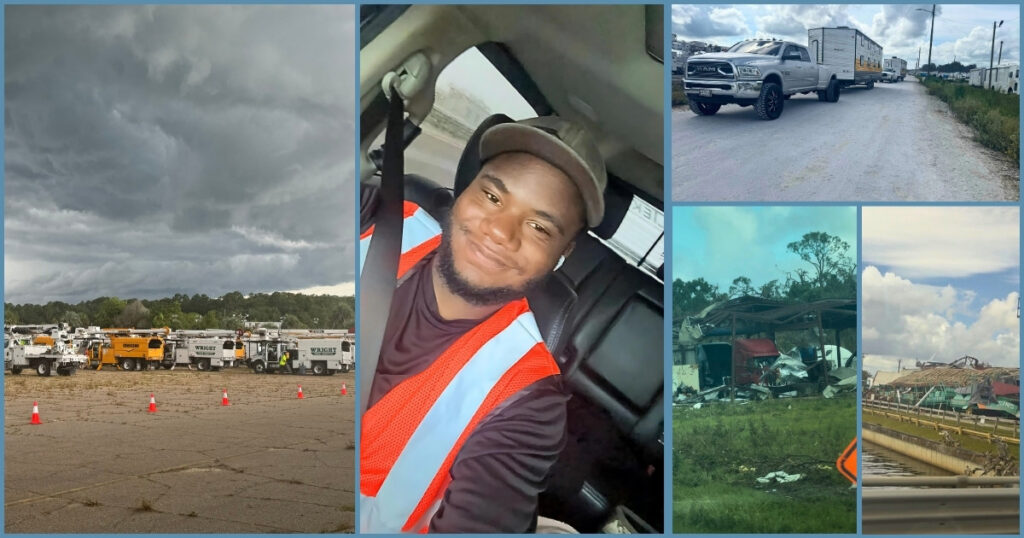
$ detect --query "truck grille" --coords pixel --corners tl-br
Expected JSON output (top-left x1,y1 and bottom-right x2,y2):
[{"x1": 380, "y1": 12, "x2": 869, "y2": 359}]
[{"x1": 686, "y1": 61, "x2": 734, "y2": 80}]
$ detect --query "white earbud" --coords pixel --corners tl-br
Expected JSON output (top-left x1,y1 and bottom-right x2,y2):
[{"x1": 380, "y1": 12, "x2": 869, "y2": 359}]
[{"x1": 555, "y1": 255, "x2": 565, "y2": 271}]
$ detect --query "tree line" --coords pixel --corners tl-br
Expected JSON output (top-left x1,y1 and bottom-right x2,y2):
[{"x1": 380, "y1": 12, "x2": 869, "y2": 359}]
[
  {"x1": 673, "y1": 231, "x2": 856, "y2": 322},
  {"x1": 4, "y1": 291, "x2": 354, "y2": 331}
]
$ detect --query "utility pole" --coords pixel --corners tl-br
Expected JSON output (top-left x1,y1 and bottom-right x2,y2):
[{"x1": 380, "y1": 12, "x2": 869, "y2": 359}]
[
  {"x1": 916, "y1": 46, "x2": 921, "y2": 70},
  {"x1": 998, "y1": 40, "x2": 1003, "y2": 64},
  {"x1": 989, "y1": 20, "x2": 1003, "y2": 88},
  {"x1": 917, "y1": 5, "x2": 937, "y2": 75}
]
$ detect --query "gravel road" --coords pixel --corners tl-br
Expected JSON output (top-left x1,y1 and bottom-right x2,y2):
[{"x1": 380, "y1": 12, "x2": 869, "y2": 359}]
[{"x1": 672, "y1": 77, "x2": 1019, "y2": 201}]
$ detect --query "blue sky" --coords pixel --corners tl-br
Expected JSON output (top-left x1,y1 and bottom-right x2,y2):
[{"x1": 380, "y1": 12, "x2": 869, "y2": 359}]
[
  {"x1": 672, "y1": 206, "x2": 856, "y2": 291},
  {"x1": 861, "y1": 207, "x2": 1019, "y2": 372},
  {"x1": 673, "y1": 4, "x2": 1020, "y2": 68}
]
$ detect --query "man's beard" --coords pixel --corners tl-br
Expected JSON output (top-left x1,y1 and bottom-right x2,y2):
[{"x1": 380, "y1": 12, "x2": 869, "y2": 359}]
[{"x1": 436, "y1": 214, "x2": 548, "y2": 306}]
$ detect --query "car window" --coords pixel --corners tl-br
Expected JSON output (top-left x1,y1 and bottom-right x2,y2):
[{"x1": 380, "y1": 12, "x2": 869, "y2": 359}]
[
  {"x1": 799, "y1": 48, "x2": 810, "y2": 62},
  {"x1": 600, "y1": 196, "x2": 664, "y2": 280},
  {"x1": 372, "y1": 46, "x2": 536, "y2": 187},
  {"x1": 728, "y1": 41, "x2": 782, "y2": 56}
]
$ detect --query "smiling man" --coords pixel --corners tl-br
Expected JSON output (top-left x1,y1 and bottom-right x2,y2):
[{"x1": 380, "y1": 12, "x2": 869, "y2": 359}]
[{"x1": 359, "y1": 116, "x2": 606, "y2": 533}]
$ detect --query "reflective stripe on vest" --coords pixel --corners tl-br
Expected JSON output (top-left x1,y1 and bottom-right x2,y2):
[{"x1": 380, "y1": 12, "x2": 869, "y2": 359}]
[
  {"x1": 360, "y1": 301, "x2": 558, "y2": 533},
  {"x1": 359, "y1": 205, "x2": 560, "y2": 532},
  {"x1": 359, "y1": 202, "x2": 442, "y2": 278}
]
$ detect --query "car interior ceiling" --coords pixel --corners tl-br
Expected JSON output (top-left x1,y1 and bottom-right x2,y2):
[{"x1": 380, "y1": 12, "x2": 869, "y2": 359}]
[
  {"x1": 360, "y1": 5, "x2": 664, "y2": 532},
  {"x1": 358, "y1": 4, "x2": 663, "y2": 205}
]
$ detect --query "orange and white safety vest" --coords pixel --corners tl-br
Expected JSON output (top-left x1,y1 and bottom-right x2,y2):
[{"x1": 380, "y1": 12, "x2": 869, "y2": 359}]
[{"x1": 359, "y1": 202, "x2": 560, "y2": 533}]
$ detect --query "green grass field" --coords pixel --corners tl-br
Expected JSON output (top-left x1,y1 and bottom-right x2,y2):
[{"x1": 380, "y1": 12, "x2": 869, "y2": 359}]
[{"x1": 673, "y1": 396, "x2": 857, "y2": 533}]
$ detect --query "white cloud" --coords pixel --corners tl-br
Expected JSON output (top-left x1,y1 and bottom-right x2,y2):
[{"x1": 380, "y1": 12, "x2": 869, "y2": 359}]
[
  {"x1": 931, "y1": 24, "x2": 1020, "y2": 67},
  {"x1": 287, "y1": 282, "x2": 355, "y2": 297},
  {"x1": 755, "y1": 5, "x2": 862, "y2": 42},
  {"x1": 672, "y1": 5, "x2": 750, "y2": 39},
  {"x1": 863, "y1": 207, "x2": 1019, "y2": 279},
  {"x1": 862, "y1": 266, "x2": 1019, "y2": 368}
]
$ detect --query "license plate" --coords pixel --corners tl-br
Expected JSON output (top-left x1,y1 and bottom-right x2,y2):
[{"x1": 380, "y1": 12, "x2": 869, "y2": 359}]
[{"x1": 699, "y1": 89, "x2": 712, "y2": 97}]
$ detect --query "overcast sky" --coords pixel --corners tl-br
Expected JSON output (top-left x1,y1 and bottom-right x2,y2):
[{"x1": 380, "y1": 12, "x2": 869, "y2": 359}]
[
  {"x1": 5, "y1": 5, "x2": 355, "y2": 304},
  {"x1": 862, "y1": 207, "x2": 1019, "y2": 373},
  {"x1": 673, "y1": 206, "x2": 856, "y2": 291},
  {"x1": 673, "y1": 4, "x2": 1020, "y2": 68}
]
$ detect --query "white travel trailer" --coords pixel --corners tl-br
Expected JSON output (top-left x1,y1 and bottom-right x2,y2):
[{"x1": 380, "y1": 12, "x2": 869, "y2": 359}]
[
  {"x1": 807, "y1": 26, "x2": 883, "y2": 88},
  {"x1": 969, "y1": 65, "x2": 1019, "y2": 93}
]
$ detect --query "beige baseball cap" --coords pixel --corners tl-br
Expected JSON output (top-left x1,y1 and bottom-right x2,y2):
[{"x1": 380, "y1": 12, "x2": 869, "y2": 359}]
[{"x1": 478, "y1": 116, "x2": 607, "y2": 228}]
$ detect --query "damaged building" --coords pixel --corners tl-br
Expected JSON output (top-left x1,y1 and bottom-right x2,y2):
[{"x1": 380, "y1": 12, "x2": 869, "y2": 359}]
[
  {"x1": 867, "y1": 356, "x2": 1020, "y2": 419},
  {"x1": 673, "y1": 296, "x2": 857, "y2": 403}
]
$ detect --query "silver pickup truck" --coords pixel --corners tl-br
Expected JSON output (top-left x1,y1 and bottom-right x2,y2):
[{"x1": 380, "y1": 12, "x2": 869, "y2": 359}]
[{"x1": 684, "y1": 39, "x2": 840, "y2": 120}]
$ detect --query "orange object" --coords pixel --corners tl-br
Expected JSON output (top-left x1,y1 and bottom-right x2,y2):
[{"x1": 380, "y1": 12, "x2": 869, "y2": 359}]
[
  {"x1": 148, "y1": 393, "x2": 158, "y2": 413},
  {"x1": 221, "y1": 388, "x2": 230, "y2": 406},
  {"x1": 30, "y1": 401, "x2": 42, "y2": 425},
  {"x1": 361, "y1": 298, "x2": 559, "y2": 533},
  {"x1": 341, "y1": 383, "x2": 348, "y2": 396},
  {"x1": 297, "y1": 385, "x2": 304, "y2": 399},
  {"x1": 837, "y1": 437, "x2": 857, "y2": 484}
]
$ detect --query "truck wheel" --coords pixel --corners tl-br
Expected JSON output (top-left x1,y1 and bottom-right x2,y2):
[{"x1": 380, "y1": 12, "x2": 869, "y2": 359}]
[
  {"x1": 312, "y1": 363, "x2": 326, "y2": 376},
  {"x1": 36, "y1": 361, "x2": 52, "y2": 377},
  {"x1": 11, "y1": 367, "x2": 22, "y2": 375},
  {"x1": 827, "y1": 79, "x2": 840, "y2": 102},
  {"x1": 755, "y1": 82, "x2": 783, "y2": 120},
  {"x1": 688, "y1": 101, "x2": 721, "y2": 116},
  {"x1": 252, "y1": 361, "x2": 266, "y2": 374},
  {"x1": 197, "y1": 358, "x2": 211, "y2": 371},
  {"x1": 121, "y1": 358, "x2": 135, "y2": 371},
  {"x1": 341, "y1": 364, "x2": 350, "y2": 374},
  {"x1": 866, "y1": 80, "x2": 875, "y2": 89}
]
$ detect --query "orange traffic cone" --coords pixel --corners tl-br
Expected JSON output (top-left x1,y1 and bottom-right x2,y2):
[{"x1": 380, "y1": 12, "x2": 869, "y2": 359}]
[
  {"x1": 148, "y1": 393, "x2": 158, "y2": 413},
  {"x1": 30, "y1": 401, "x2": 42, "y2": 425},
  {"x1": 341, "y1": 383, "x2": 347, "y2": 396},
  {"x1": 297, "y1": 385, "x2": 304, "y2": 399},
  {"x1": 221, "y1": 388, "x2": 230, "y2": 406}
]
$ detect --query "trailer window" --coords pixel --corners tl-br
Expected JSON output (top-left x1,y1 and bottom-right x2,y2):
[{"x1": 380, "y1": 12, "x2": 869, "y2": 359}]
[{"x1": 148, "y1": 338, "x2": 162, "y2": 349}]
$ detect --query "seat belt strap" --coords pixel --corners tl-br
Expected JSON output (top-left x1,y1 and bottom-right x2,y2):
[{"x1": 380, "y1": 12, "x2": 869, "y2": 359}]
[{"x1": 359, "y1": 84, "x2": 405, "y2": 415}]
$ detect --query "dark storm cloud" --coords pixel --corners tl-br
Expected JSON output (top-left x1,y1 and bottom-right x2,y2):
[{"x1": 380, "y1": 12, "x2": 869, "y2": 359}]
[{"x1": 4, "y1": 5, "x2": 355, "y2": 304}]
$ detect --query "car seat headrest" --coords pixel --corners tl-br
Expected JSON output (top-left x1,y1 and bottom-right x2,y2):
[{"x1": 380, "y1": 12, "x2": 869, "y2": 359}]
[
  {"x1": 590, "y1": 178, "x2": 632, "y2": 240},
  {"x1": 454, "y1": 113, "x2": 515, "y2": 197}
]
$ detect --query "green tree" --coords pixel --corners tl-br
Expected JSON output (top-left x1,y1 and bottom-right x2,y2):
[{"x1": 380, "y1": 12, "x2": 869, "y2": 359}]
[
  {"x1": 728, "y1": 276, "x2": 756, "y2": 298},
  {"x1": 201, "y1": 311, "x2": 220, "y2": 330},
  {"x1": 94, "y1": 297, "x2": 127, "y2": 327},
  {"x1": 281, "y1": 314, "x2": 306, "y2": 329},
  {"x1": 673, "y1": 278, "x2": 726, "y2": 320},
  {"x1": 116, "y1": 300, "x2": 151, "y2": 328},
  {"x1": 786, "y1": 232, "x2": 852, "y2": 287}
]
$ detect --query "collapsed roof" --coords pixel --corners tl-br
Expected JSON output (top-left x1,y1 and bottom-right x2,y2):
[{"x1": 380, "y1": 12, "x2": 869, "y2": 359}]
[
  {"x1": 887, "y1": 366, "x2": 1020, "y2": 388},
  {"x1": 684, "y1": 296, "x2": 856, "y2": 340}
]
